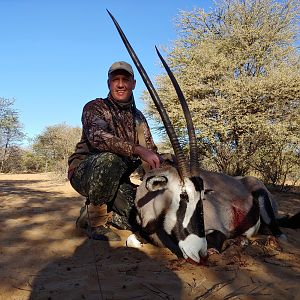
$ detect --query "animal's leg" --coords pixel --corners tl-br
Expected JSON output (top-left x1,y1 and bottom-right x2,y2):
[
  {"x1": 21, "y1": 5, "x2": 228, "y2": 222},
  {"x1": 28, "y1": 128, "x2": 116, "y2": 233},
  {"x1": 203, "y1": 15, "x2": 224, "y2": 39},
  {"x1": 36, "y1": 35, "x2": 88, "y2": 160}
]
[{"x1": 253, "y1": 188, "x2": 286, "y2": 240}]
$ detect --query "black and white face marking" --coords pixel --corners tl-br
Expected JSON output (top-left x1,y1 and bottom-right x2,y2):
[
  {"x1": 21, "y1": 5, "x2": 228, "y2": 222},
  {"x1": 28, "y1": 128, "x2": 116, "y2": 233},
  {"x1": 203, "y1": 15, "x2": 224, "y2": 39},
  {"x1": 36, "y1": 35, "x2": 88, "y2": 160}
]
[
  {"x1": 135, "y1": 168, "x2": 207, "y2": 263},
  {"x1": 165, "y1": 176, "x2": 207, "y2": 262}
]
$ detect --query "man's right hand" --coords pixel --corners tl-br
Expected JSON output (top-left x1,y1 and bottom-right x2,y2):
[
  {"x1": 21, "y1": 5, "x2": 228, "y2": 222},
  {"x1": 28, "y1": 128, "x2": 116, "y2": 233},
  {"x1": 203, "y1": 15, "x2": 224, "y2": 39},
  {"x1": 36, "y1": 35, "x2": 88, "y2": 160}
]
[{"x1": 133, "y1": 145, "x2": 161, "y2": 170}]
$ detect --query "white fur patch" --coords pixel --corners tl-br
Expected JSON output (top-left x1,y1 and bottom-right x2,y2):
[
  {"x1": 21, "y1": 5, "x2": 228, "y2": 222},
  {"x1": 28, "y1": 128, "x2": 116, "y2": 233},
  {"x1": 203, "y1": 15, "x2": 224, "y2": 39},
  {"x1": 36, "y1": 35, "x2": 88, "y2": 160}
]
[
  {"x1": 164, "y1": 206, "x2": 180, "y2": 234},
  {"x1": 182, "y1": 179, "x2": 200, "y2": 228},
  {"x1": 178, "y1": 234, "x2": 207, "y2": 263},
  {"x1": 163, "y1": 180, "x2": 182, "y2": 234},
  {"x1": 243, "y1": 218, "x2": 260, "y2": 238}
]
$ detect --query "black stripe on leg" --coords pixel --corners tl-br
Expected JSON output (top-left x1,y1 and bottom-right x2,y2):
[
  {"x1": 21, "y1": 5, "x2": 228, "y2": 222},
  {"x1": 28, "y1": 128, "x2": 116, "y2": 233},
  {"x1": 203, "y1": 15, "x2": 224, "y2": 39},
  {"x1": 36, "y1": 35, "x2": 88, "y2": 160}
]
[{"x1": 253, "y1": 188, "x2": 283, "y2": 237}]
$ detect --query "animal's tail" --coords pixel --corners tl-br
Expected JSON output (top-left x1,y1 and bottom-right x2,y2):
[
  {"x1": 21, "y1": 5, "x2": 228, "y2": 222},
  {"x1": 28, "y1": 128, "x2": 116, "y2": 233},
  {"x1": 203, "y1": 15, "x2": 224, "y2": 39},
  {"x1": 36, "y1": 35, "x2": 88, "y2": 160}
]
[
  {"x1": 277, "y1": 212, "x2": 300, "y2": 229},
  {"x1": 252, "y1": 188, "x2": 286, "y2": 239}
]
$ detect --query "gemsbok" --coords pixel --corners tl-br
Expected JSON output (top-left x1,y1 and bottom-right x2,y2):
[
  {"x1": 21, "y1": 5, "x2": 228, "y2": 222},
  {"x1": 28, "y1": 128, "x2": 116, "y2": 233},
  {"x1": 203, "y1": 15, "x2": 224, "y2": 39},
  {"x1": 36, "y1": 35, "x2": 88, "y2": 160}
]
[{"x1": 108, "y1": 10, "x2": 287, "y2": 263}]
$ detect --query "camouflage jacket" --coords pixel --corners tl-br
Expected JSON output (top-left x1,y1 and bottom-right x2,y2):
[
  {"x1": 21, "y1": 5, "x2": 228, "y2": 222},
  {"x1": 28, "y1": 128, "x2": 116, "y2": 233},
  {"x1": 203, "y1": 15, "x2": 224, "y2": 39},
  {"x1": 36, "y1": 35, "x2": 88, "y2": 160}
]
[{"x1": 68, "y1": 95, "x2": 157, "y2": 179}]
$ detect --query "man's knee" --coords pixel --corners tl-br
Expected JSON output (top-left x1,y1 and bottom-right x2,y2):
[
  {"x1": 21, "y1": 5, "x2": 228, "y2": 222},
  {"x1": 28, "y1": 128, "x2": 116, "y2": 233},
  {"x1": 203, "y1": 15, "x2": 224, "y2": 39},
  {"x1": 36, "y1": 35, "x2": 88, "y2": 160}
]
[
  {"x1": 93, "y1": 152, "x2": 126, "y2": 172},
  {"x1": 71, "y1": 152, "x2": 139, "y2": 206},
  {"x1": 86, "y1": 153, "x2": 134, "y2": 205}
]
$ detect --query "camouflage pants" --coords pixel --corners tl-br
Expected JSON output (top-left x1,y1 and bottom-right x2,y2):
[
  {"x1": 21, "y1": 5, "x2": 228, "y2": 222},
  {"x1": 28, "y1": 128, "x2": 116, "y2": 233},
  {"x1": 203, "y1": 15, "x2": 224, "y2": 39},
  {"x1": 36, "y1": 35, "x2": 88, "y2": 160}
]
[{"x1": 70, "y1": 152, "x2": 141, "y2": 220}]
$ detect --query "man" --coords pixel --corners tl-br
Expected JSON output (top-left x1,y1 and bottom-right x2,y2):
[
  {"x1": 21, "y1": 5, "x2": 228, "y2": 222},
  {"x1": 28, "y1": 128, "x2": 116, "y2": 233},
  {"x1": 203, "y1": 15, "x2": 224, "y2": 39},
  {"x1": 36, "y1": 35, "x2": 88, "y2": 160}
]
[{"x1": 68, "y1": 61, "x2": 161, "y2": 241}]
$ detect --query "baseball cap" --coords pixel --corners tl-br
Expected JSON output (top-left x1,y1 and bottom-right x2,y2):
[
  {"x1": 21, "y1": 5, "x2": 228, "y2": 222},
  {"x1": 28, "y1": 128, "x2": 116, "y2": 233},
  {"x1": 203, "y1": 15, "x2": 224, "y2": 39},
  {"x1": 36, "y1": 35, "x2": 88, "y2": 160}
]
[{"x1": 108, "y1": 61, "x2": 134, "y2": 76}]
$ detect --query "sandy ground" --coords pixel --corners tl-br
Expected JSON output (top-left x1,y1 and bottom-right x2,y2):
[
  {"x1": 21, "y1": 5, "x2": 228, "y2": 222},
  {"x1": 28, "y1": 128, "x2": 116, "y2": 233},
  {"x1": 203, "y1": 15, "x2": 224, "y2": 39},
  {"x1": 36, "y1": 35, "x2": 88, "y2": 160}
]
[{"x1": 0, "y1": 173, "x2": 299, "y2": 300}]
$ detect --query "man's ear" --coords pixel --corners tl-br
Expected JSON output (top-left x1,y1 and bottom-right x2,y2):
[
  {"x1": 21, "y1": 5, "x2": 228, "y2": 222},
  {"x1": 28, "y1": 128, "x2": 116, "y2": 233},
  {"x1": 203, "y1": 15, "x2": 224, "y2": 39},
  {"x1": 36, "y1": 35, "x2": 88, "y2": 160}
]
[
  {"x1": 107, "y1": 79, "x2": 110, "y2": 89},
  {"x1": 132, "y1": 79, "x2": 136, "y2": 90}
]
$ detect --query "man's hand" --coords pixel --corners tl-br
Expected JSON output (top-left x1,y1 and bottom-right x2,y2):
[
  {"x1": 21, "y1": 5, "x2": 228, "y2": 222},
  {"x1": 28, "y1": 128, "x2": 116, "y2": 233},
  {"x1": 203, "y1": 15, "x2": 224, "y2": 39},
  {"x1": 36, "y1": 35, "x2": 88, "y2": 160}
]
[{"x1": 133, "y1": 145, "x2": 161, "y2": 169}]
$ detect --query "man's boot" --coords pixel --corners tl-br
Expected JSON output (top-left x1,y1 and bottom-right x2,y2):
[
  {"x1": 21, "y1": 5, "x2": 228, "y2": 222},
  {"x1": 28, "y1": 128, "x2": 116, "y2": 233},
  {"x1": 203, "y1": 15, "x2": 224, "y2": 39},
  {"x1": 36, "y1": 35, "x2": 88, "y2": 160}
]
[{"x1": 76, "y1": 203, "x2": 121, "y2": 241}]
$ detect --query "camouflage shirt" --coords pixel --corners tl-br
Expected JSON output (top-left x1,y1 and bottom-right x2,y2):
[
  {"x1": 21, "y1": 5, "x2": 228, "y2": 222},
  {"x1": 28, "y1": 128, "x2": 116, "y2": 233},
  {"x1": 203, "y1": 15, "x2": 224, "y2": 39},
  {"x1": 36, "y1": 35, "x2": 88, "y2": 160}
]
[{"x1": 68, "y1": 94, "x2": 157, "y2": 179}]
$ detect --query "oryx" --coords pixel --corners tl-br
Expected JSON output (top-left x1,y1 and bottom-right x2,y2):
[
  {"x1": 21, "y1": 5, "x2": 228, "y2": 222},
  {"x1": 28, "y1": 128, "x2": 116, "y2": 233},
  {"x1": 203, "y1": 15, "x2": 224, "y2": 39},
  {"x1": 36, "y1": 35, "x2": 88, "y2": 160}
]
[{"x1": 108, "y1": 11, "x2": 286, "y2": 263}]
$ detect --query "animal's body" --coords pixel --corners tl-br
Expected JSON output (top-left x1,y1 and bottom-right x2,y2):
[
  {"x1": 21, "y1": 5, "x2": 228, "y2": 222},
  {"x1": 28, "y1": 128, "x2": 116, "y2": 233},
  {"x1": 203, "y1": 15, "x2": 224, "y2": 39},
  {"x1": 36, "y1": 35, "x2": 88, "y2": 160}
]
[{"x1": 131, "y1": 164, "x2": 284, "y2": 262}]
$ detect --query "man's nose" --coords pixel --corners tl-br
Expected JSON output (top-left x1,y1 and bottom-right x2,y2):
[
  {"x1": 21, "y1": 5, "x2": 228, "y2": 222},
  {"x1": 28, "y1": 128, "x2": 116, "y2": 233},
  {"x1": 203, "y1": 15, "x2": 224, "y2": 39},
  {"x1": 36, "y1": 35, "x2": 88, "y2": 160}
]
[{"x1": 117, "y1": 79, "x2": 125, "y2": 87}]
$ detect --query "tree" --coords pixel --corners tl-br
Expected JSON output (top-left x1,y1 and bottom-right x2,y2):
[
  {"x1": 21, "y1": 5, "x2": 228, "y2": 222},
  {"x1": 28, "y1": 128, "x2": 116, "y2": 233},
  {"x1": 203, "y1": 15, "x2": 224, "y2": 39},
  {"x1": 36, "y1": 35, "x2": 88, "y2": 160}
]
[
  {"x1": 143, "y1": 0, "x2": 300, "y2": 183},
  {"x1": 0, "y1": 98, "x2": 24, "y2": 172},
  {"x1": 32, "y1": 123, "x2": 81, "y2": 178},
  {"x1": 252, "y1": 129, "x2": 300, "y2": 188}
]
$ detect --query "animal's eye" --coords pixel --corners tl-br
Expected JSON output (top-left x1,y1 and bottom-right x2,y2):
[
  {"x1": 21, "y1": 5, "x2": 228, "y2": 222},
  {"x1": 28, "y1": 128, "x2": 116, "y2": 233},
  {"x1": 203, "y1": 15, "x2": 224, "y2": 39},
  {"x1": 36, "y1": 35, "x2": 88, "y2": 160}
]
[
  {"x1": 146, "y1": 176, "x2": 168, "y2": 191},
  {"x1": 153, "y1": 180, "x2": 162, "y2": 186}
]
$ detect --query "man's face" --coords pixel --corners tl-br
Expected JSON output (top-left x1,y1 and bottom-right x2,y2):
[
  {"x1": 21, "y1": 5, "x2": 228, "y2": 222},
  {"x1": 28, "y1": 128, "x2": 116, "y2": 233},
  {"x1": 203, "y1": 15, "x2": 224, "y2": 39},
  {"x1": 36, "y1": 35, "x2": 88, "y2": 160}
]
[{"x1": 108, "y1": 70, "x2": 136, "y2": 103}]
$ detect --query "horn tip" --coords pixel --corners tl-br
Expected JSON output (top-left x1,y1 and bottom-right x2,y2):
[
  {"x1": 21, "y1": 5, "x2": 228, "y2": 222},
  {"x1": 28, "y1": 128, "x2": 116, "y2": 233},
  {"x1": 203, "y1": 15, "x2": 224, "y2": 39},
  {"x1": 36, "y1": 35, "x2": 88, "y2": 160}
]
[
  {"x1": 106, "y1": 9, "x2": 113, "y2": 17},
  {"x1": 156, "y1": 46, "x2": 163, "y2": 57}
]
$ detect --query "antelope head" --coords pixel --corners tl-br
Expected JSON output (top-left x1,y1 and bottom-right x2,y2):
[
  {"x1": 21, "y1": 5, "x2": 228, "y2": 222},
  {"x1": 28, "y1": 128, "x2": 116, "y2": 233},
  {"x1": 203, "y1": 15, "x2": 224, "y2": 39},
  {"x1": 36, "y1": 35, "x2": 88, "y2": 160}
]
[{"x1": 108, "y1": 10, "x2": 207, "y2": 262}]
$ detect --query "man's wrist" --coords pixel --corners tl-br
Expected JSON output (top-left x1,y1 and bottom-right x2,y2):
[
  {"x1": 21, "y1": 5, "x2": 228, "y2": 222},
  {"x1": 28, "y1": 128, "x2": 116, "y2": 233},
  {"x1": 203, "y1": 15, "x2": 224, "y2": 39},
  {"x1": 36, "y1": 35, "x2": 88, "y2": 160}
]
[{"x1": 133, "y1": 144, "x2": 142, "y2": 157}]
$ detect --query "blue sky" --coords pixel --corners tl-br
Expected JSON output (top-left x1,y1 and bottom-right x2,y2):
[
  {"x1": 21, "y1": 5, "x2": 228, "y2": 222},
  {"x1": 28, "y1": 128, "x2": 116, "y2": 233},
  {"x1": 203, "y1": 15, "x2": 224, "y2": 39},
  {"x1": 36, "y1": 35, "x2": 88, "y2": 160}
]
[{"x1": 0, "y1": 0, "x2": 213, "y2": 146}]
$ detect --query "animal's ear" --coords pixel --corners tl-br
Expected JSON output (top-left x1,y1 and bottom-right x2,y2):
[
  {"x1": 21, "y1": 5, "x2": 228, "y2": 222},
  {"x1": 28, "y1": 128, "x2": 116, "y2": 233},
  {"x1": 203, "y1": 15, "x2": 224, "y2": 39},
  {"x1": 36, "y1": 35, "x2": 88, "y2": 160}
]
[
  {"x1": 160, "y1": 153, "x2": 177, "y2": 166},
  {"x1": 146, "y1": 176, "x2": 168, "y2": 191}
]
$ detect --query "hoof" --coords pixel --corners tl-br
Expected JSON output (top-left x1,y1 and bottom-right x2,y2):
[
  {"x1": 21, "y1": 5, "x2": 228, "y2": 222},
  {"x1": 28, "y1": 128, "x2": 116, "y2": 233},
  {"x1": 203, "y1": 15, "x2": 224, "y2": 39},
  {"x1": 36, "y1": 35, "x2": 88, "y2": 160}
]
[{"x1": 277, "y1": 233, "x2": 287, "y2": 242}]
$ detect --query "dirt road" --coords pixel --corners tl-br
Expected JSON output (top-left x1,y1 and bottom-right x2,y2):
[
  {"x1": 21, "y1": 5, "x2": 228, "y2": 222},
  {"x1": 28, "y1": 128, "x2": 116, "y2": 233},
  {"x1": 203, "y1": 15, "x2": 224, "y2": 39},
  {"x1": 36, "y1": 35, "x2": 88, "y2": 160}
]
[{"x1": 0, "y1": 173, "x2": 299, "y2": 299}]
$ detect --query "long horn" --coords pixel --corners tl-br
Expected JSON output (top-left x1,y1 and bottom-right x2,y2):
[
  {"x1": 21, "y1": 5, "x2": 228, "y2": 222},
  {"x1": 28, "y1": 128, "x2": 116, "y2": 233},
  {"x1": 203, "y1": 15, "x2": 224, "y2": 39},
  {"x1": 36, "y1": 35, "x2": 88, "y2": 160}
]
[
  {"x1": 107, "y1": 9, "x2": 190, "y2": 179},
  {"x1": 155, "y1": 47, "x2": 200, "y2": 177}
]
